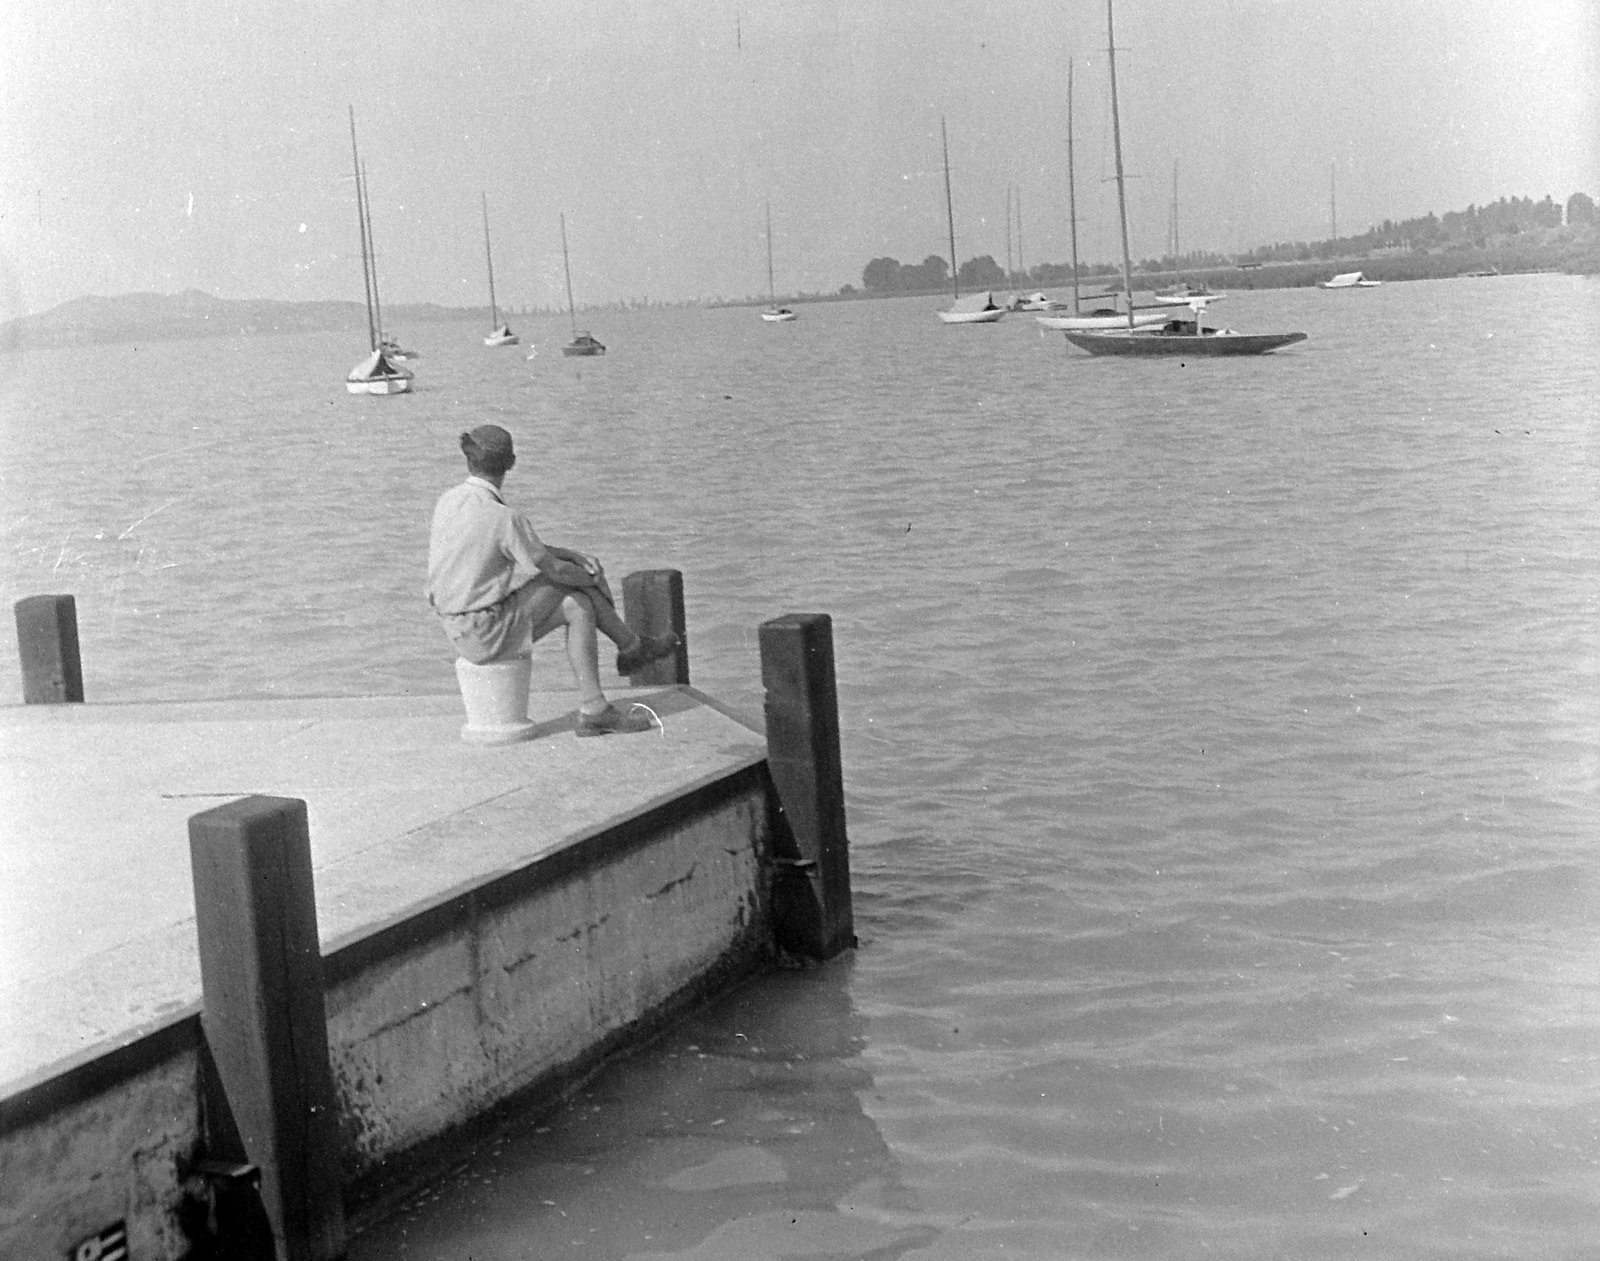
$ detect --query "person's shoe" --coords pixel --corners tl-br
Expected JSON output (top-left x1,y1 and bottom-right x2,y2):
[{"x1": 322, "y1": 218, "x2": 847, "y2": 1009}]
[
  {"x1": 575, "y1": 702, "x2": 656, "y2": 737},
  {"x1": 616, "y1": 631, "x2": 680, "y2": 676}
]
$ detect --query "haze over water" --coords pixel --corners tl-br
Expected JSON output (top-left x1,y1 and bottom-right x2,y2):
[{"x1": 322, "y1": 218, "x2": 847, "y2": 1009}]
[{"x1": 3, "y1": 274, "x2": 1598, "y2": 1257}]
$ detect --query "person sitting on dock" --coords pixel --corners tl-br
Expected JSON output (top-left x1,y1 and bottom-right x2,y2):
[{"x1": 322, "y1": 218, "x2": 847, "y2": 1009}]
[{"x1": 427, "y1": 424, "x2": 679, "y2": 737}]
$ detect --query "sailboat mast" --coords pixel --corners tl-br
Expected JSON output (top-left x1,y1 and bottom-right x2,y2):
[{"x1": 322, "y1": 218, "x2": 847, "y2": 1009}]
[
  {"x1": 560, "y1": 213, "x2": 578, "y2": 337},
  {"x1": 1105, "y1": 0, "x2": 1136, "y2": 329},
  {"x1": 1005, "y1": 185, "x2": 1013, "y2": 284},
  {"x1": 765, "y1": 199, "x2": 776, "y2": 304},
  {"x1": 1171, "y1": 158, "x2": 1180, "y2": 267},
  {"x1": 348, "y1": 107, "x2": 376, "y2": 352},
  {"x1": 1330, "y1": 161, "x2": 1337, "y2": 242},
  {"x1": 482, "y1": 192, "x2": 500, "y2": 330},
  {"x1": 1016, "y1": 187, "x2": 1024, "y2": 286},
  {"x1": 1067, "y1": 59, "x2": 1080, "y2": 315},
  {"x1": 362, "y1": 161, "x2": 386, "y2": 346},
  {"x1": 941, "y1": 116, "x2": 959, "y2": 300}
]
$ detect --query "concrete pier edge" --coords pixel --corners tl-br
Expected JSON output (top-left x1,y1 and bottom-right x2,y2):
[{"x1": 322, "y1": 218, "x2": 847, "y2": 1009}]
[
  {"x1": 0, "y1": 744, "x2": 769, "y2": 1135},
  {"x1": 1, "y1": 588, "x2": 858, "y2": 1259}
]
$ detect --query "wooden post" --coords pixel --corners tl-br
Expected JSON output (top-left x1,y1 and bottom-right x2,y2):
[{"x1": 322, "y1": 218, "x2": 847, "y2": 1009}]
[
  {"x1": 188, "y1": 797, "x2": 345, "y2": 1261},
  {"x1": 14, "y1": 594, "x2": 84, "y2": 703},
  {"x1": 621, "y1": 568, "x2": 689, "y2": 685},
  {"x1": 759, "y1": 613, "x2": 854, "y2": 959}
]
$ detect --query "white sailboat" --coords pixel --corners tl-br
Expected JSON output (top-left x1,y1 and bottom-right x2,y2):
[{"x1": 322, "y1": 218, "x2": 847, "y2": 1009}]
[
  {"x1": 760, "y1": 201, "x2": 798, "y2": 322},
  {"x1": 937, "y1": 117, "x2": 1004, "y2": 325},
  {"x1": 558, "y1": 214, "x2": 605, "y2": 356},
  {"x1": 345, "y1": 107, "x2": 414, "y2": 395},
  {"x1": 1320, "y1": 271, "x2": 1381, "y2": 289},
  {"x1": 1035, "y1": 60, "x2": 1165, "y2": 332},
  {"x1": 481, "y1": 192, "x2": 519, "y2": 346}
]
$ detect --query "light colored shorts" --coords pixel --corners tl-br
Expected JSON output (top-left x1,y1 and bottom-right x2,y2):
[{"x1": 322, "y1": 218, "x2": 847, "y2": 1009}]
[{"x1": 437, "y1": 577, "x2": 569, "y2": 665}]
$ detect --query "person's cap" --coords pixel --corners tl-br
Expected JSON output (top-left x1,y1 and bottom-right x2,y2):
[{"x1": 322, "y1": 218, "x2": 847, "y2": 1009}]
[{"x1": 466, "y1": 424, "x2": 514, "y2": 459}]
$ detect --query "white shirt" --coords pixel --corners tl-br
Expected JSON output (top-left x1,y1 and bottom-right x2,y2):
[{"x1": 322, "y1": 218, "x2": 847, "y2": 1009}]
[{"x1": 425, "y1": 477, "x2": 548, "y2": 615}]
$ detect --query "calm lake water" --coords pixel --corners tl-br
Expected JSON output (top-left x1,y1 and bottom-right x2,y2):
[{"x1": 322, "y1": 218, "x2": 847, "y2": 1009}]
[{"x1": 3, "y1": 274, "x2": 1598, "y2": 1258}]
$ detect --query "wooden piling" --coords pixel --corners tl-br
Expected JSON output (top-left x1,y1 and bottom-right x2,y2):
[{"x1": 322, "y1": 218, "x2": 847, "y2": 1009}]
[
  {"x1": 14, "y1": 594, "x2": 84, "y2": 703},
  {"x1": 758, "y1": 613, "x2": 854, "y2": 959},
  {"x1": 621, "y1": 569, "x2": 689, "y2": 685},
  {"x1": 188, "y1": 796, "x2": 345, "y2": 1261}
]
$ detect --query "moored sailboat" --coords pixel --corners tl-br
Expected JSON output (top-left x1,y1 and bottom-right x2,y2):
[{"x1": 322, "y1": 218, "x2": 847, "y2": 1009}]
[
  {"x1": 937, "y1": 117, "x2": 1004, "y2": 325},
  {"x1": 1035, "y1": 58, "x2": 1164, "y2": 333},
  {"x1": 558, "y1": 214, "x2": 605, "y2": 357},
  {"x1": 760, "y1": 200, "x2": 798, "y2": 322},
  {"x1": 345, "y1": 108, "x2": 413, "y2": 395},
  {"x1": 481, "y1": 192, "x2": 519, "y2": 346},
  {"x1": 1320, "y1": 270, "x2": 1381, "y2": 289},
  {"x1": 1061, "y1": 2, "x2": 1305, "y2": 358},
  {"x1": 1063, "y1": 296, "x2": 1308, "y2": 356}
]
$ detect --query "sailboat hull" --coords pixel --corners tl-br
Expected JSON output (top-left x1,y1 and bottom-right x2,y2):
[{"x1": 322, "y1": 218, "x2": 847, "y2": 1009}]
[
  {"x1": 761, "y1": 309, "x2": 798, "y2": 323},
  {"x1": 346, "y1": 374, "x2": 414, "y2": 394},
  {"x1": 937, "y1": 308, "x2": 1005, "y2": 324},
  {"x1": 1063, "y1": 329, "x2": 1307, "y2": 356},
  {"x1": 484, "y1": 332, "x2": 519, "y2": 346}
]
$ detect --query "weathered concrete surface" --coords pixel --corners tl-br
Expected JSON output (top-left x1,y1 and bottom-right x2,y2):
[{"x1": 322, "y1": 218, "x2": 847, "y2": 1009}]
[
  {"x1": 0, "y1": 684, "x2": 777, "y2": 1261},
  {"x1": 327, "y1": 785, "x2": 771, "y2": 1194},
  {"x1": 0, "y1": 685, "x2": 765, "y2": 1090},
  {"x1": 0, "y1": 1042, "x2": 201, "y2": 1261}
]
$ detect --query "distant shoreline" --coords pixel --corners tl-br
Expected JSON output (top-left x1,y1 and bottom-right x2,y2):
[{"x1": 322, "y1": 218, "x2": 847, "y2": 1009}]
[
  {"x1": 3, "y1": 235, "x2": 1594, "y2": 351},
  {"x1": 736, "y1": 232, "x2": 1594, "y2": 311}
]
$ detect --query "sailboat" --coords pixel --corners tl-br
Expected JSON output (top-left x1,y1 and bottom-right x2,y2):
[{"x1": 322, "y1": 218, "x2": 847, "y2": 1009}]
[
  {"x1": 360, "y1": 163, "x2": 418, "y2": 362},
  {"x1": 1150, "y1": 160, "x2": 1224, "y2": 306},
  {"x1": 558, "y1": 214, "x2": 605, "y2": 356},
  {"x1": 481, "y1": 192, "x2": 518, "y2": 346},
  {"x1": 1320, "y1": 271, "x2": 1381, "y2": 289},
  {"x1": 936, "y1": 117, "x2": 1004, "y2": 325},
  {"x1": 1061, "y1": 1, "x2": 1306, "y2": 358},
  {"x1": 1035, "y1": 59, "x2": 1167, "y2": 333},
  {"x1": 345, "y1": 108, "x2": 414, "y2": 395},
  {"x1": 760, "y1": 201, "x2": 798, "y2": 322}
]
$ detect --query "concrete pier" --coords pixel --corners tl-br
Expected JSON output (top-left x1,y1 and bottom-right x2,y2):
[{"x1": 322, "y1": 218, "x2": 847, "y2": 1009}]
[{"x1": 0, "y1": 682, "x2": 787, "y2": 1259}]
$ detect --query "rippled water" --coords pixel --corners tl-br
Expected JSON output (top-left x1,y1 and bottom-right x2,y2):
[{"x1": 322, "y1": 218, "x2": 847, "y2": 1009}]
[{"x1": 3, "y1": 274, "x2": 1598, "y2": 1257}]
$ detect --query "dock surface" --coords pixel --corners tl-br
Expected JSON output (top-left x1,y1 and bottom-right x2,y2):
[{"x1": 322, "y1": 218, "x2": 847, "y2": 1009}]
[{"x1": 0, "y1": 687, "x2": 765, "y2": 1093}]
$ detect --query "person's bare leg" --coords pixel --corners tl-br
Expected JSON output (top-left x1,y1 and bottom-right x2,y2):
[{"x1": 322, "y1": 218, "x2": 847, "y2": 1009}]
[
  {"x1": 556, "y1": 593, "x2": 608, "y2": 714},
  {"x1": 586, "y1": 575, "x2": 640, "y2": 649}
]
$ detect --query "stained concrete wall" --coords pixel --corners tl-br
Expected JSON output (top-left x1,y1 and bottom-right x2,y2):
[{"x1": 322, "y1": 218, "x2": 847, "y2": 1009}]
[
  {"x1": 0, "y1": 762, "x2": 775, "y2": 1259},
  {"x1": 0, "y1": 1030, "x2": 203, "y2": 1261}
]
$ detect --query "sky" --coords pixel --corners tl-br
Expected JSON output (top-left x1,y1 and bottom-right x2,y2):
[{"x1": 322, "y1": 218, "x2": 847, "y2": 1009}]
[{"x1": 1, "y1": 0, "x2": 1595, "y2": 317}]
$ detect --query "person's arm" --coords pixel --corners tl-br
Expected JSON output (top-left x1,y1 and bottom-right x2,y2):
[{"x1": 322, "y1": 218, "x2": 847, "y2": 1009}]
[
  {"x1": 502, "y1": 500, "x2": 601, "y2": 590},
  {"x1": 534, "y1": 546, "x2": 600, "y2": 588},
  {"x1": 544, "y1": 543, "x2": 600, "y2": 571}
]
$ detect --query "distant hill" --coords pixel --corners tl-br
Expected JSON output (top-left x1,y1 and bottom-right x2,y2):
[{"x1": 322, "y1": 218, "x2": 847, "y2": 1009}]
[{"x1": 0, "y1": 290, "x2": 482, "y2": 352}]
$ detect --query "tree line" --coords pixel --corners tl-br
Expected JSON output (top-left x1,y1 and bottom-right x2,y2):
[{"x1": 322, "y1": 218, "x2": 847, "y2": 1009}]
[{"x1": 859, "y1": 192, "x2": 1596, "y2": 293}]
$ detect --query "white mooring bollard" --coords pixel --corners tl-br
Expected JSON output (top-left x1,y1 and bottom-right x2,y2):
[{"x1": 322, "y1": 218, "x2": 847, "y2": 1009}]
[{"x1": 454, "y1": 654, "x2": 537, "y2": 745}]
